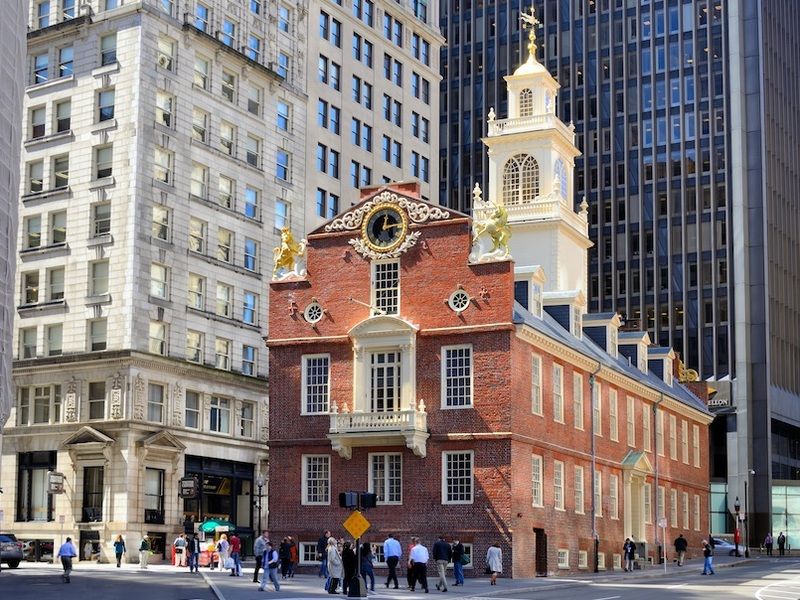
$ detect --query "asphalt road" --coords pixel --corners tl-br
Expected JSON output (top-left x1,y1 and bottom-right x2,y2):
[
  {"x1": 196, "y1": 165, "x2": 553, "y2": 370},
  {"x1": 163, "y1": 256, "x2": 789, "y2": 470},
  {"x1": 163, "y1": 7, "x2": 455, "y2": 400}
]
[
  {"x1": 477, "y1": 559, "x2": 800, "y2": 600},
  {"x1": 0, "y1": 563, "x2": 216, "y2": 600}
]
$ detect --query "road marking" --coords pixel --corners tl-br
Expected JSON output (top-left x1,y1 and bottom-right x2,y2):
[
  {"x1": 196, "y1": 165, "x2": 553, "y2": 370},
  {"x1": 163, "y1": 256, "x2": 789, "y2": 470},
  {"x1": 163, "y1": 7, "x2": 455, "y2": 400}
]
[
  {"x1": 755, "y1": 574, "x2": 800, "y2": 600},
  {"x1": 592, "y1": 596, "x2": 621, "y2": 600},
  {"x1": 667, "y1": 583, "x2": 688, "y2": 588}
]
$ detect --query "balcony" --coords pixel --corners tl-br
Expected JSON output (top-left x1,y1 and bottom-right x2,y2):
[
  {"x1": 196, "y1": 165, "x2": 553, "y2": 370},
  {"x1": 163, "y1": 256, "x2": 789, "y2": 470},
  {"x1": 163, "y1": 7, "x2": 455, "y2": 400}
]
[
  {"x1": 486, "y1": 113, "x2": 575, "y2": 140},
  {"x1": 328, "y1": 400, "x2": 429, "y2": 459}
]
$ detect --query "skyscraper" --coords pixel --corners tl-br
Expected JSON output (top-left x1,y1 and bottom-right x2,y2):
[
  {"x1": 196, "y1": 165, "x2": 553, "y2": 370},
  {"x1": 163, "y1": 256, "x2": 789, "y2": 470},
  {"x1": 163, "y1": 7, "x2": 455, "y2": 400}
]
[{"x1": 441, "y1": 0, "x2": 800, "y2": 544}]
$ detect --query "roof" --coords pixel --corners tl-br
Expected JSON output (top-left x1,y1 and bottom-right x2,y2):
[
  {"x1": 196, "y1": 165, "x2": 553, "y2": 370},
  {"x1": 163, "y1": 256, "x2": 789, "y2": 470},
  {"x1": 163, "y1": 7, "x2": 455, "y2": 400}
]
[
  {"x1": 513, "y1": 302, "x2": 711, "y2": 416},
  {"x1": 618, "y1": 330, "x2": 650, "y2": 343}
]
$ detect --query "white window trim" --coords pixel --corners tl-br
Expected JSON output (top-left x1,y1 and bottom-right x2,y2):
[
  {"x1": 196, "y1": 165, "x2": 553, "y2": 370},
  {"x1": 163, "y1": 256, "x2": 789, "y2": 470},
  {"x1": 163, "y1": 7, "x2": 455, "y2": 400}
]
[
  {"x1": 440, "y1": 344, "x2": 473, "y2": 410},
  {"x1": 368, "y1": 452, "x2": 403, "y2": 505},
  {"x1": 531, "y1": 354, "x2": 542, "y2": 416},
  {"x1": 574, "y1": 465, "x2": 584, "y2": 514},
  {"x1": 553, "y1": 363, "x2": 564, "y2": 423},
  {"x1": 441, "y1": 450, "x2": 474, "y2": 505},
  {"x1": 553, "y1": 460, "x2": 565, "y2": 511},
  {"x1": 301, "y1": 454, "x2": 331, "y2": 506},
  {"x1": 669, "y1": 414, "x2": 677, "y2": 460},
  {"x1": 578, "y1": 550, "x2": 588, "y2": 569},
  {"x1": 609, "y1": 389, "x2": 618, "y2": 442},
  {"x1": 532, "y1": 454, "x2": 543, "y2": 507},
  {"x1": 573, "y1": 373, "x2": 584, "y2": 430},
  {"x1": 300, "y1": 353, "x2": 330, "y2": 415},
  {"x1": 371, "y1": 258, "x2": 400, "y2": 316},
  {"x1": 609, "y1": 474, "x2": 619, "y2": 520},
  {"x1": 557, "y1": 549, "x2": 569, "y2": 569},
  {"x1": 626, "y1": 396, "x2": 636, "y2": 447}
]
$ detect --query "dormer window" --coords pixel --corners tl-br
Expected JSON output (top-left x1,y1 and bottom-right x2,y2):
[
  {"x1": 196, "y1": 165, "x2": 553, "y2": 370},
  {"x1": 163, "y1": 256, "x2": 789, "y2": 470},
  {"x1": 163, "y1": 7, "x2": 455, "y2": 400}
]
[
  {"x1": 503, "y1": 154, "x2": 539, "y2": 205},
  {"x1": 531, "y1": 283, "x2": 543, "y2": 318},
  {"x1": 607, "y1": 325, "x2": 618, "y2": 358},
  {"x1": 664, "y1": 363, "x2": 673, "y2": 386},
  {"x1": 571, "y1": 306, "x2": 582, "y2": 338},
  {"x1": 638, "y1": 344, "x2": 648, "y2": 374},
  {"x1": 519, "y1": 88, "x2": 534, "y2": 117},
  {"x1": 372, "y1": 260, "x2": 399, "y2": 315}
]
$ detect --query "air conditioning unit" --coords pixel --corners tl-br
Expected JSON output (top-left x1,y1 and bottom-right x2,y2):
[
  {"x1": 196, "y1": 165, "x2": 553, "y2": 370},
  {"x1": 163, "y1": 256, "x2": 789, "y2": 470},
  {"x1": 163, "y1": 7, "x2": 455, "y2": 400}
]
[{"x1": 157, "y1": 54, "x2": 171, "y2": 69}]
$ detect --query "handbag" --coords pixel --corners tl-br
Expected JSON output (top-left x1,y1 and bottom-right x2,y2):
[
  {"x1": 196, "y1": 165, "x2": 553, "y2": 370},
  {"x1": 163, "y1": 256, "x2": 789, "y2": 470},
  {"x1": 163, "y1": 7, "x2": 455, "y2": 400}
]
[
  {"x1": 460, "y1": 555, "x2": 470, "y2": 566},
  {"x1": 224, "y1": 557, "x2": 235, "y2": 569},
  {"x1": 485, "y1": 566, "x2": 492, "y2": 574}
]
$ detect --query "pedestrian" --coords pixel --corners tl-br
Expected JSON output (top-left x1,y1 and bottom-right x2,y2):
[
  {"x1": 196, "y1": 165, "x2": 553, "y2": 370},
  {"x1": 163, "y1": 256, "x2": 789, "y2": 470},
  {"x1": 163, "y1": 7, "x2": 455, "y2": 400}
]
[
  {"x1": 383, "y1": 533, "x2": 401, "y2": 589},
  {"x1": 139, "y1": 535, "x2": 151, "y2": 569},
  {"x1": 57, "y1": 536, "x2": 78, "y2": 583},
  {"x1": 288, "y1": 536, "x2": 298, "y2": 577},
  {"x1": 229, "y1": 533, "x2": 242, "y2": 576},
  {"x1": 187, "y1": 533, "x2": 202, "y2": 573},
  {"x1": 318, "y1": 530, "x2": 331, "y2": 578},
  {"x1": 406, "y1": 537, "x2": 417, "y2": 590},
  {"x1": 433, "y1": 535, "x2": 452, "y2": 592},
  {"x1": 259, "y1": 541, "x2": 281, "y2": 592},
  {"x1": 360, "y1": 542, "x2": 376, "y2": 592},
  {"x1": 83, "y1": 540, "x2": 93, "y2": 561},
  {"x1": 764, "y1": 533, "x2": 774, "y2": 556},
  {"x1": 701, "y1": 539, "x2": 715, "y2": 575},
  {"x1": 623, "y1": 537, "x2": 636, "y2": 572},
  {"x1": 451, "y1": 538, "x2": 465, "y2": 586},
  {"x1": 673, "y1": 534, "x2": 688, "y2": 566},
  {"x1": 279, "y1": 537, "x2": 291, "y2": 578},
  {"x1": 207, "y1": 539, "x2": 218, "y2": 569},
  {"x1": 174, "y1": 533, "x2": 187, "y2": 567},
  {"x1": 217, "y1": 534, "x2": 230, "y2": 572},
  {"x1": 409, "y1": 537, "x2": 430, "y2": 593},
  {"x1": 342, "y1": 541, "x2": 357, "y2": 596},
  {"x1": 327, "y1": 537, "x2": 344, "y2": 594},
  {"x1": 113, "y1": 534, "x2": 126, "y2": 568},
  {"x1": 486, "y1": 543, "x2": 502, "y2": 586},
  {"x1": 253, "y1": 530, "x2": 269, "y2": 582},
  {"x1": 778, "y1": 532, "x2": 787, "y2": 556}
]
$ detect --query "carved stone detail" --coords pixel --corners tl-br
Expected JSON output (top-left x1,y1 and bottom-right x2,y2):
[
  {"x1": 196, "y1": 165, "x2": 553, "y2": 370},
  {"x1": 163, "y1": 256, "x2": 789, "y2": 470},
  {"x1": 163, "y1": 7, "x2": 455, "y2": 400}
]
[
  {"x1": 348, "y1": 230, "x2": 422, "y2": 260},
  {"x1": 172, "y1": 382, "x2": 184, "y2": 427},
  {"x1": 110, "y1": 388, "x2": 122, "y2": 419},
  {"x1": 133, "y1": 374, "x2": 146, "y2": 421},
  {"x1": 325, "y1": 191, "x2": 450, "y2": 233},
  {"x1": 65, "y1": 392, "x2": 77, "y2": 422}
]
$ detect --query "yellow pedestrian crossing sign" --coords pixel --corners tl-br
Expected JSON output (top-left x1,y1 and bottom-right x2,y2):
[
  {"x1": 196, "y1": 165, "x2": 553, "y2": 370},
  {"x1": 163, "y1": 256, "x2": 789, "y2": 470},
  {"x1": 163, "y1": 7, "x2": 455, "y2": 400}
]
[{"x1": 343, "y1": 510, "x2": 371, "y2": 539}]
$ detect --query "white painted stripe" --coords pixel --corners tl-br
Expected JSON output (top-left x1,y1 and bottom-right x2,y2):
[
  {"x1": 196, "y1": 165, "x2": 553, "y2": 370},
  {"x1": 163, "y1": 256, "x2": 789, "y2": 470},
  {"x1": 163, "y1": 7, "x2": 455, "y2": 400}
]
[{"x1": 592, "y1": 596, "x2": 621, "y2": 600}]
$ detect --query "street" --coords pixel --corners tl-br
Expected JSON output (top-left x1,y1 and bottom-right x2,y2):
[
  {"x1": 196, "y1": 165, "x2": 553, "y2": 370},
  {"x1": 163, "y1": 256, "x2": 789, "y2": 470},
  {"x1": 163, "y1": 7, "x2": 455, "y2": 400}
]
[{"x1": 0, "y1": 559, "x2": 798, "y2": 600}]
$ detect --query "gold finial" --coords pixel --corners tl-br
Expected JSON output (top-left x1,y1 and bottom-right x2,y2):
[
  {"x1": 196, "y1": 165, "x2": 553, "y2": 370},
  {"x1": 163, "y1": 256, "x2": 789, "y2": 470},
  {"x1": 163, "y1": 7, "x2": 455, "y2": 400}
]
[{"x1": 520, "y1": 4, "x2": 540, "y2": 57}]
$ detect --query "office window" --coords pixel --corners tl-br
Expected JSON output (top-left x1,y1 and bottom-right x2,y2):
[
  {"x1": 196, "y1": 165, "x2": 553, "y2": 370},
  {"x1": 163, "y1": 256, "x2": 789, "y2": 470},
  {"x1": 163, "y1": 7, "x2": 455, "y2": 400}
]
[
  {"x1": 147, "y1": 383, "x2": 165, "y2": 422},
  {"x1": 55, "y1": 100, "x2": 70, "y2": 133},
  {"x1": 20, "y1": 328, "x2": 37, "y2": 359},
  {"x1": 278, "y1": 5, "x2": 290, "y2": 31},
  {"x1": 244, "y1": 186, "x2": 259, "y2": 219},
  {"x1": 246, "y1": 35, "x2": 261, "y2": 62},
  {"x1": 157, "y1": 37, "x2": 175, "y2": 71},
  {"x1": 216, "y1": 176, "x2": 233, "y2": 210},
  {"x1": 277, "y1": 52, "x2": 289, "y2": 79},
  {"x1": 275, "y1": 200, "x2": 289, "y2": 229},
  {"x1": 31, "y1": 107, "x2": 45, "y2": 139},
  {"x1": 370, "y1": 453, "x2": 402, "y2": 504},
  {"x1": 553, "y1": 364, "x2": 564, "y2": 422},
  {"x1": 573, "y1": 373, "x2": 584, "y2": 429},
  {"x1": 151, "y1": 205, "x2": 170, "y2": 241},
  {"x1": 82, "y1": 466, "x2": 103, "y2": 522},
  {"x1": 531, "y1": 454, "x2": 543, "y2": 506},
  {"x1": 240, "y1": 401, "x2": 255, "y2": 437},
  {"x1": 215, "y1": 283, "x2": 232, "y2": 318},
  {"x1": 88, "y1": 381, "x2": 105, "y2": 420},
  {"x1": 58, "y1": 46, "x2": 73, "y2": 77},
  {"x1": 90, "y1": 260, "x2": 109, "y2": 296},
  {"x1": 609, "y1": 389, "x2": 619, "y2": 441},
  {"x1": 95, "y1": 145, "x2": 113, "y2": 179},
  {"x1": 442, "y1": 451, "x2": 473, "y2": 504},
  {"x1": 33, "y1": 53, "x2": 48, "y2": 84},
  {"x1": 144, "y1": 467, "x2": 164, "y2": 522},
  {"x1": 215, "y1": 338, "x2": 232, "y2": 370},
  {"x1": 219, "y1": 121, "x2": 234, "y2": 155},
  {"x1": 186, "y1": 330, "x2": 203, "y2": 364},
  {"x1": 221, "y1": 70, "x2": 236, "y2": 102},
  {"x1": 156, "y1": 91, "x2": 173, "y2": 127},
  {"x1": 209, "y1": 396, "x2": 231, "y2": 432},
  {"x1": 97, "y1": 89, "x2": 114, "y2": 121},
  {"x1": 245, "y1": 135, "x2": 261, "y2": 168},
  {"x1": 220, "y1": 19, "x2": 235, "y2": 47},
  {"x1": 531, "y1": 354, "x2": 542, "y2": 414},
  {"x1": 194, "y1": 56, "x2": 209, "y2": 89},
  {"x1": 51, "y1": 155, "x2": 69, "y2": 189},
  {"x1": 188, "y1": 218, "x2": 206, "y2": 253},
  {"x1": 554, "y1": 461, "x2": 564, "y2": 510},
  {"x1": 89, "y1": 318, "x2": 107, "y2": 351},
  {"x1": 372, "y1": 260, "x2": 399, "y2": 315},
  {"x1": 217, "y1": 228, "x2": 233, "y2": 263},
  {"x1": 37, "y1": 1, "x2": 50, "y2": 28},
  {"x1": 242, "y1": 291, "x2": 257, "y2": 325},
  {"x1": 148, "y1": 321, "x2": 167, "y2": 355},
  {"x1": 22, "y1": 271, "x2": 39, "y2": 305},
  {"x1": 190, "y1": 163, "x2": 207, "y2": 198},
  {"x1": 185, "y1": 391, "x2": 200, "y2": 428},
  {"x1": 46, "y1": 324, "x2": 62, "y2": 356},
  {"x1": 100, "y1": 33, "x2": 116, "y2": 65},
  {"x1": 276, "y1": 150, "x2": 290, "y2": 181},
  {"x1": 24, "y1": 216, "x2": 41, "y2": 249},
  {"x1": 574, "y1": 465, "x2": 584, "y2": 514},
  {"x1": 303, "y1": 455, "x2": 330, "y2": 504},
  {"x1": 277, "y1": 101, "x2": 290, "y2": 131},
  {"x1": 150, "y1": 263, "x2": 169, "y2": 299},
  {"x1": 194, "y1": 3, "x2": 209, "y2": 31},
  {"x1": 694, "y1": 494, "x2": 701, "y2": 531},
  {"x1": 47, "y1": 267, "x2": 64, "y2": 301},
  {"x1": 246, "y1": 83, "x2": 262, "y2": 115},
  {"x1": 192, "y1": 109, "x2": 209, "y2": 143},
  {"x1": 302, "y1": 355, "x2": 329, "y2": 414},
  {"x1": 670, "y1": 488, "x2": 678, "y2": 527},
  {"x1": 244, "y1": 238, "x2": 258, "y2": 272},
  {"x1": 187, "y1": 274, "x2": 205, "y2": 309},
  {"x1": 250, "y1": 0, "x2": 261, "y2": 14},
  {"x1": 52, "y1": 210, "x2": 67, "y2": 244},
  {"x1": 442, "y1": 345, "x2": 472, "y2": 407},
  {"x1": 242, "y1": 345, "x2": 257, "y2": 376},
  {"x1": 28, "y1": 161, "x2": 43, "y2": 193}
]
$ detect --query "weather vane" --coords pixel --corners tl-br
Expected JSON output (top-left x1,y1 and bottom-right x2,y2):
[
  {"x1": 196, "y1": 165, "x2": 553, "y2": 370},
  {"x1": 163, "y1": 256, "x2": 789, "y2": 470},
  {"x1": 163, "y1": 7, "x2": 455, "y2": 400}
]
[{"x1": 519, "y1": 4, "x2": 540, "y2": 56}]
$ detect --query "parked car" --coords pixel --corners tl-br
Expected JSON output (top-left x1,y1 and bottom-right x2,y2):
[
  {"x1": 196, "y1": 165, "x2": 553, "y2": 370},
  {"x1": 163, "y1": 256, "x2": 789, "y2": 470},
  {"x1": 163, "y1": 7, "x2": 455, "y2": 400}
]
[
  {"x1": 711, "y1": 537, "x2": 745, "y2": 556},
  {"x1": 0, "y1": 533, "x2": 23, "y2": 568}
]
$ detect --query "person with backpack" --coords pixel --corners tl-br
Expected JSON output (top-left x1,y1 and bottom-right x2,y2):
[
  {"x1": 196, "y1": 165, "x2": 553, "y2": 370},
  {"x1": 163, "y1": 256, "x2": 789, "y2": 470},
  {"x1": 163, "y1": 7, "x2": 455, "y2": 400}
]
[{"x1": 259, "y1": 541, "x2": 281, "y2": 592}]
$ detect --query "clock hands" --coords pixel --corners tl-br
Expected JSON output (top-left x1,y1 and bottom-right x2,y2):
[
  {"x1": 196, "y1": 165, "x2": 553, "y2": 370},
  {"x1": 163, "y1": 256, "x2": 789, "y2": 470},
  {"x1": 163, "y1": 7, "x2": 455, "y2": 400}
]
[{"x1": 381, "y1": 214, "x2": 400, "y2": 231}]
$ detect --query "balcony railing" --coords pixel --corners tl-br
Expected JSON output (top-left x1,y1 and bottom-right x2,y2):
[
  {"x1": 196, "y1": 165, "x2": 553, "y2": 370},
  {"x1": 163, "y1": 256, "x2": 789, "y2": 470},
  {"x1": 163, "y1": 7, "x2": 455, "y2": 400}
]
[
  {"x1": 487, "y1": 113, "x2": 574, "y2": 138},
  {"x1": 328, "y1": 401, "x2": 429, "y2": 459}
]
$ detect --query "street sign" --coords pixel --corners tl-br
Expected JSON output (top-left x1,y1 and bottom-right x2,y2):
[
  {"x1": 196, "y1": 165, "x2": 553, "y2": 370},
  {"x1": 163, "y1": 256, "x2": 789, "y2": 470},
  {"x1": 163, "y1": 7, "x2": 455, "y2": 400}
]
[
  {"x1": 343, "y1": 510, "x2": 371, "y2": 539},
  {"x1": 658, "y1": 517, "x2": 667, "y2": 529},
  {"x1": 48, "y1": 471, "x2": 65, "y2": 494},
  {"x1": 179, "y1": 476, "x2": 199, "y2": 499}
]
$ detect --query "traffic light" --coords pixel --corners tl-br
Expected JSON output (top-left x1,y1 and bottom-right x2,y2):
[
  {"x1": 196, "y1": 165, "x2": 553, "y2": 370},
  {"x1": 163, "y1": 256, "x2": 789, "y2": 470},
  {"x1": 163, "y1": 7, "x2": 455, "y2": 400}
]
[
  {"x1": 360, "y1": 492, "x2": 377, "y2": 509},
  {"x1": 339, "y1": 491, "x2": 358, "y2": 508}
]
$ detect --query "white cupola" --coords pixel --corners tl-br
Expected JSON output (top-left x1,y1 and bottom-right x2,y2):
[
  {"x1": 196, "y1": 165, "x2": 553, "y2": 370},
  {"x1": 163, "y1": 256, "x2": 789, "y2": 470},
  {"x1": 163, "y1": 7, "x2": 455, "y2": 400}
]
[{"x1": 477, "y1": 7, "x2": 592, "y2": 298}]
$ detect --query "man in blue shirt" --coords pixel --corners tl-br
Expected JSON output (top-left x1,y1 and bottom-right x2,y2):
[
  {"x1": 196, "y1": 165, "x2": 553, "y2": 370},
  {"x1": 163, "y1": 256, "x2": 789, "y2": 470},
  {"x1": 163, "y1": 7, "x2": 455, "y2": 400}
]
[
  {"x1": 383, "y1": 533, "x2": 402, "y2": 589},
  {"x1": 57, "y1": 537, "x2": 78, "y2": 583}
]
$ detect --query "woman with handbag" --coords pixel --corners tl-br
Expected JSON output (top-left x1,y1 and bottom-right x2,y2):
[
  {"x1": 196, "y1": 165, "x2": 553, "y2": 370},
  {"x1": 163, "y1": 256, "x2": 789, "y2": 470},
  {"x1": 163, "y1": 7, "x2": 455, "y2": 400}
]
[{"x1": 486, "y1": 543, "x2": 502, "y2": 585}]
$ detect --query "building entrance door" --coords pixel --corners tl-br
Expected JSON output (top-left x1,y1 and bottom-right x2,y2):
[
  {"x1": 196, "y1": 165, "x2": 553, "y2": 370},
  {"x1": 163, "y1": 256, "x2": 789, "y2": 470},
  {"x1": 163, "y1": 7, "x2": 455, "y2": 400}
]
[{"x1": 534, "y1": 528, "x2": 547, "y2": 576}]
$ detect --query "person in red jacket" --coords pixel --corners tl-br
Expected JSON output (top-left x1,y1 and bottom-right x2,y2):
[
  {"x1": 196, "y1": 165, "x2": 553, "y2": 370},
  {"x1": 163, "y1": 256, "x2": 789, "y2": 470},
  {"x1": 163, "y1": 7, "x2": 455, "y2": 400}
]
[
  {"x1": 229, "y1": 533, "x2": 242, "y2": 576},
  {"x1": 288, "y1": 537, "x2": 299, "y2": 577}
]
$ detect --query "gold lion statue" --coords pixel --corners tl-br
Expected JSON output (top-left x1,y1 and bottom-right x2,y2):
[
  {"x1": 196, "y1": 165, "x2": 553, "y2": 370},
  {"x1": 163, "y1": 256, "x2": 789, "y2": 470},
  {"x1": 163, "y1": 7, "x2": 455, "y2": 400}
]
[{"x1": 272, "y1": 227, "x2": 306, "y2": 279}]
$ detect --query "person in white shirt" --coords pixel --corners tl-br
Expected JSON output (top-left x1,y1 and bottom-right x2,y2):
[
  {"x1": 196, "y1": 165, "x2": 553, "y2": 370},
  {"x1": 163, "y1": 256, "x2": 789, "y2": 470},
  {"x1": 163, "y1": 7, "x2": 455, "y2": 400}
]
[
  {"x1": 382, "y1": 534, "x2": 402, "y2": 589},
  {"x1": 57, "y1": 537, "x2": 78, "y2": 583},
  {"x1": 408, "y1": 538, "x2": 430, "y2": 593}
]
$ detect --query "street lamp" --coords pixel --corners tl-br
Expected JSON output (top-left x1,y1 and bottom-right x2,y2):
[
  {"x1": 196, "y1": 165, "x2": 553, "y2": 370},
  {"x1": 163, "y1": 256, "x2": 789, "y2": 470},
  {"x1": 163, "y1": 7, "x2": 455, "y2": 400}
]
[
  {"x1": 744, "y1": 470, "x2": 755, "y2": 558},
  {"x1": 255, "y1": 475, "x2": 266, "y2": 534}
]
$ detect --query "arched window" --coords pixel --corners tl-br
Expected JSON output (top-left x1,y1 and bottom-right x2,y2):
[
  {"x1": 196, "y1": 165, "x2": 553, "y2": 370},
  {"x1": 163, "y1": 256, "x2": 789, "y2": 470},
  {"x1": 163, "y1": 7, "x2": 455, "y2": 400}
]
[
  {"x1": 519, "y1": 88, "x2": 534, "y2": 117},
  {"x1": 503, "y1": 154, "x2": 539, "y2": 205},
  {"x1": 554, "y1": 158, "x2": 568, "y2": 198}
]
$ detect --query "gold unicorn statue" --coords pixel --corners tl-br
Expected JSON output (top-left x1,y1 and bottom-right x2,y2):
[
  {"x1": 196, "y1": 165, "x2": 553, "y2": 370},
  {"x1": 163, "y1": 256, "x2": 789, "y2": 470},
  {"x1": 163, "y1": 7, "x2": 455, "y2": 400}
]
[{"x1": 472, "y1": 205, "x2": 512, "y2": 257}]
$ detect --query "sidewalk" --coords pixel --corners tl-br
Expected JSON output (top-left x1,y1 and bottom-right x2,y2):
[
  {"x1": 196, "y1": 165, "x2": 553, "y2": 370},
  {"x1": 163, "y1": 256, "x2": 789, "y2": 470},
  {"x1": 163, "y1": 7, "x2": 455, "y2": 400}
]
[{"x1": 200, "y1": 554, "x2": 760, "y2": 600}]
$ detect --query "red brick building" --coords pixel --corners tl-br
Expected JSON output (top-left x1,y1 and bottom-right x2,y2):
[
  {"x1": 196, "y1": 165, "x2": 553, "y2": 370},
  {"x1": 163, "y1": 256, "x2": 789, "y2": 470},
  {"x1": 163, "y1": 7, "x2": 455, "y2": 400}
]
[{"x1": 266, "y1": 182, "x2": 712, "y2": 577}]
